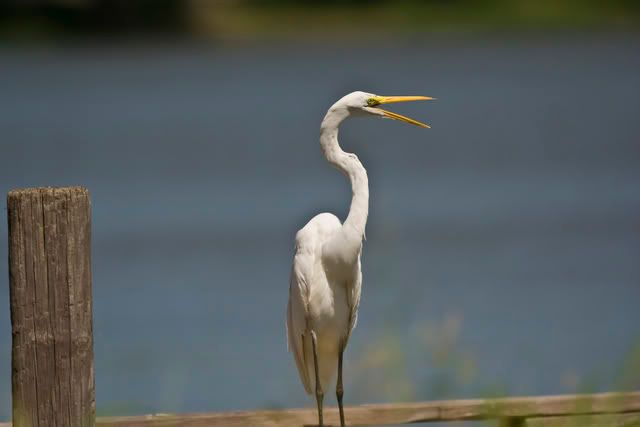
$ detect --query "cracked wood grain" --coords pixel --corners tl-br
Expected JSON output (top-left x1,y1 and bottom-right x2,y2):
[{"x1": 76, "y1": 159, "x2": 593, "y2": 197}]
[{"x1": 8, "y1": 187, "x2": 95, "y2": 427}]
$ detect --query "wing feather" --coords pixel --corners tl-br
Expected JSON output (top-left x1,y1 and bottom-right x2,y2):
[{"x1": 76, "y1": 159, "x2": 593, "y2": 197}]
[
  {"x1": 286, "y1": 212, "x2": 344, "y2": 393},
  {"x1": 286, "y1": 250, "x2": 313, "y2": 394},
  {"x1": 346, "y1": 254, "x2": 363, "y2": 341}
]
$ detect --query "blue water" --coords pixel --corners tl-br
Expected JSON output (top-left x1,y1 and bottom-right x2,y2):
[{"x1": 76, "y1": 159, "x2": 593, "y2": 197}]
[{"x1": 1, "y1": 35, "x2": 639, "y2": 420}]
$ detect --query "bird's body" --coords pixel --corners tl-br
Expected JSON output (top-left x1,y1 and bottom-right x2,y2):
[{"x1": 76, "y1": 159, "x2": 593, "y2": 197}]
[
  {"x1": 288, "y1": 212, "x2": 360, "y2": 392},
  {"x1": 286, "y1": 91, "x2": 431, "y2": 427}
]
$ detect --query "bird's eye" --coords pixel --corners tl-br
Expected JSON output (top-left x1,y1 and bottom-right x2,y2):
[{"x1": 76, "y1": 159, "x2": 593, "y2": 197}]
[{"x1": 366, "y1": 98, "x2": 380, "y2": 107}]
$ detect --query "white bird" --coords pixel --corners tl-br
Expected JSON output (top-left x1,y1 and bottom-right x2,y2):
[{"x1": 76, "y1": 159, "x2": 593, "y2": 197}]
[{"x1": 286, "y1": 91, "x2": 433, "y2": 427}]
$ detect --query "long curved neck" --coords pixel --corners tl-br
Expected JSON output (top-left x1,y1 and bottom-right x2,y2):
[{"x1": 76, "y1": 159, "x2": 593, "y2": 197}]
[{"x1": 320, "y1": 109, "x2": 369, "y2": 241}]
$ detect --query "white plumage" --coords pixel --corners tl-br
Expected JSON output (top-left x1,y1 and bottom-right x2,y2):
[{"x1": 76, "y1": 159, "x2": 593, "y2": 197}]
[
  {"x1": 287, "y1": 212, "x2": 362, "y2": 393},
  {"x1": 286, "y1": 91, "x2": 431, "y2": 427}
]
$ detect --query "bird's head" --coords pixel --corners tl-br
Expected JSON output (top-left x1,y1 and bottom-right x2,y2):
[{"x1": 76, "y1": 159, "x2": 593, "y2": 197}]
[{"x1": 332, "y1": 90, "x2": 434, "y2": 128}]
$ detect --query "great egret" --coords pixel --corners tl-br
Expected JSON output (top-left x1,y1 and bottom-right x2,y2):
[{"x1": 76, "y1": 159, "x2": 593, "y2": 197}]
[{"x1": 286, "y1": 91, "x2": 432, "y2": 427}]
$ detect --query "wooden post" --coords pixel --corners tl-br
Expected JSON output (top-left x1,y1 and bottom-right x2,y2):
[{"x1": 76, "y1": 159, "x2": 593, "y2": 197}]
[{"x1": 8, "y1": 187, "x2": 95, "y2": 427}]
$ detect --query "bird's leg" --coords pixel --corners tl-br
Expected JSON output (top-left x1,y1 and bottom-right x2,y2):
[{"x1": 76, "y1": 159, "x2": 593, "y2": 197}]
[
  {"x1": 336, "y1": 340, "x2": 345, "y2": 427},
  {"x1": 311, "y1": 331, "x2": 324, "y2": 427}
]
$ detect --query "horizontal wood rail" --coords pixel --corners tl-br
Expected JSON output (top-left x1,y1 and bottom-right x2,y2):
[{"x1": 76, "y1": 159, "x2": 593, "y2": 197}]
[{"x1": 3, "y1": 391, "x2": 627, "y2": 426}]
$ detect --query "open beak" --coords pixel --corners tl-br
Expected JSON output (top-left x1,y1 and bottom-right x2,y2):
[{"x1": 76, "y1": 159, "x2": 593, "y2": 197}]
[{"x1": 369, "y1": 95, "x2": 434, "y2": 128}]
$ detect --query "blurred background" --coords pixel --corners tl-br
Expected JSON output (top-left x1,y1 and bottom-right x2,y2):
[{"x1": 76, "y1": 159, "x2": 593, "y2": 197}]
[{"x1": 1, "y1": 0, "x2": 640, "y2": 424}]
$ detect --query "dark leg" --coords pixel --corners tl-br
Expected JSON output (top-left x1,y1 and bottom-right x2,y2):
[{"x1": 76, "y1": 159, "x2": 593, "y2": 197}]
[
  {"x1": 336, "y1": 342, "x2": 345, "y2": 427},
  {"x1": 311, "y1": 331, "x2": 324, "y2": 427}
]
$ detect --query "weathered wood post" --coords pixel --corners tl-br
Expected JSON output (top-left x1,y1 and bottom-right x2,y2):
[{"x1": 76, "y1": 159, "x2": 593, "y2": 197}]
[{"x1": 7, "y1": 187, "x2": 95, "y2": 427}]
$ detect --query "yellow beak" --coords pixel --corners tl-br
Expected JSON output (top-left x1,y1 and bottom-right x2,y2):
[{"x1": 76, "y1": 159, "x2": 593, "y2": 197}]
[{"x1": 369, "y1": 95, "x2": 434, "y2": 128}]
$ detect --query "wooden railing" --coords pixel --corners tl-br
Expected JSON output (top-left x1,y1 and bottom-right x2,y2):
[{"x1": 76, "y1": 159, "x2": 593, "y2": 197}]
[
  {"x1": 2, "y1": 392, "x2": 640, "y2": 426},
  {"x1": 95, "y1": 391, "x2": 640, "y2": 426},
  {"x1": 4, "y1": 187, "x2": 639, "y2": 427}
]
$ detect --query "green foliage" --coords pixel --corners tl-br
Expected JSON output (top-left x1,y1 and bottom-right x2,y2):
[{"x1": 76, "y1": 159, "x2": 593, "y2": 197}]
[
  {"x1": 616, "y1": 343, "x2": 640, "y2": 391},
  {"x1": 348, "y1": 313, "x2": 478, "y2": 402},
  {"x1": 346, "y1": 312, "x2": 640, "y2": 415},
  {"x1": 2, "y1": 0, "x2": 640, "y2": 40}
]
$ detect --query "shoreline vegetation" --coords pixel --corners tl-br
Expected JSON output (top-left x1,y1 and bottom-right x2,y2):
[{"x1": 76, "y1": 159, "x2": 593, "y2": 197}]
[{"x1": 1, "y1": 0, "x2": 639, "y2": 41}]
